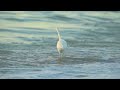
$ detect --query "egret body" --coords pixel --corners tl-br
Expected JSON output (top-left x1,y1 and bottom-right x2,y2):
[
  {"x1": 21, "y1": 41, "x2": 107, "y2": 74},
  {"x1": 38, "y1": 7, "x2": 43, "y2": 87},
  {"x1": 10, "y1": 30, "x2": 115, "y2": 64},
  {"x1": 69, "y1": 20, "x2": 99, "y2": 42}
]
[{"x1": 56, "y1": 27, "x2": 67, "y2": 58}]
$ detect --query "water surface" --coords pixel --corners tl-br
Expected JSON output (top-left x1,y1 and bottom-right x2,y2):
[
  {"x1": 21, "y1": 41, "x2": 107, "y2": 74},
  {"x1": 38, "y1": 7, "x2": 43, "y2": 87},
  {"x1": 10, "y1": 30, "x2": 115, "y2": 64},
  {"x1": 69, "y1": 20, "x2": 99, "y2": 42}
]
[{"x1": 0, "y1": 11, "x2": 120, "y2": 79}]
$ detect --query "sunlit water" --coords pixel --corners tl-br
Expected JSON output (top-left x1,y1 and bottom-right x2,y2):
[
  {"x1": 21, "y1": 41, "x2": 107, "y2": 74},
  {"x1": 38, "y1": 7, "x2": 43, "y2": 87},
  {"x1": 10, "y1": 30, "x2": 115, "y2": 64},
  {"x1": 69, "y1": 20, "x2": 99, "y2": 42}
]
[{"x1": 0, "y1": 11, "x2": 120, "y2": 79}]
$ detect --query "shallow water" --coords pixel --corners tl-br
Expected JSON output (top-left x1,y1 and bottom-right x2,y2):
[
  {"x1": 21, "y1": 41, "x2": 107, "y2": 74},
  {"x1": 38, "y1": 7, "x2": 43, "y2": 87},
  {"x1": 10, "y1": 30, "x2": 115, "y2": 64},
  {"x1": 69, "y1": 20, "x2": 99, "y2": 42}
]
[{"x1": 0, "y1": 11, "x2": 120, "y2": 79}]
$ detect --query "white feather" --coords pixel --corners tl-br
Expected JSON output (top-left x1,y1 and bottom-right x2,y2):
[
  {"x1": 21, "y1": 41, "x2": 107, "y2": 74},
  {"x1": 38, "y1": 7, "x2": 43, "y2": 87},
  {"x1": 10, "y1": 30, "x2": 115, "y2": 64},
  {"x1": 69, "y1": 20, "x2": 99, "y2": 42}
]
[{"x1": 56, "y1": 27, "x2": 67, "y2": 57}]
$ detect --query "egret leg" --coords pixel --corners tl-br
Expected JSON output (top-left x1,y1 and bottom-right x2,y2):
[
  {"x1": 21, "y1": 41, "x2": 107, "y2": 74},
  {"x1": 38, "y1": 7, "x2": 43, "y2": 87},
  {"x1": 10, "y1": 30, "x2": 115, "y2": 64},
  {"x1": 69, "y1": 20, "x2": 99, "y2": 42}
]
[
  {"x1": 61, "y1": 52, "x2": 64, "y2": 57},
  {"x1": 58, "y1": 50, "x2": 61, "y2": 58},
  {"x1": 60, "y1": 53, "x2": 62, "y2": 58},
  {"x1": 59, "y1": 52, "x2": 62, "y2": 58},
  {"x1": 59, "y1": 53, "x2": 63, "y2": 60}
]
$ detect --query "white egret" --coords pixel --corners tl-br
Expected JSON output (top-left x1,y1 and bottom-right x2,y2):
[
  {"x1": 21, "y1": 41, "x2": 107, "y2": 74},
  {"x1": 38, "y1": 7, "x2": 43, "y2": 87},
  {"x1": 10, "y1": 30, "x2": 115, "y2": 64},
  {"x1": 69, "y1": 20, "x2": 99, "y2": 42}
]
[{"x1": 56, "y1": 27, "x2": 67, "y2": 58}]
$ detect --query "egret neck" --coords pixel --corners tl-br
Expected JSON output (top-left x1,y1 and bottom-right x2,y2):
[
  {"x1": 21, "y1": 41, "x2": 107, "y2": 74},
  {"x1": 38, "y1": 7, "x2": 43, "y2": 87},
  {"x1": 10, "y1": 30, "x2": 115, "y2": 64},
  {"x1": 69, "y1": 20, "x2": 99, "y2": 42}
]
[{"x1": 56, "y1": 27, "x2": 61, "y2": 40}]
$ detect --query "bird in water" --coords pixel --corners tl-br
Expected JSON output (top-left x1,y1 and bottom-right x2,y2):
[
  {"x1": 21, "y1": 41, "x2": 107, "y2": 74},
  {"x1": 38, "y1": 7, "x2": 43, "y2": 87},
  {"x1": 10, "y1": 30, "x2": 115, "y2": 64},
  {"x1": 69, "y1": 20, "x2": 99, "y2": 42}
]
[{"x1": 56, "y1": 27, "x2": 67, "y2": 59}]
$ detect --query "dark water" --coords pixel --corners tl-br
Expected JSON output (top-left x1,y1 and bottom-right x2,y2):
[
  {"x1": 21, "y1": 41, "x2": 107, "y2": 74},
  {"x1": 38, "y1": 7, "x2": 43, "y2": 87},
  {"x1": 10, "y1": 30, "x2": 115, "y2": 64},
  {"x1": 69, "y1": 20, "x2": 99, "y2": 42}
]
[{"x1": 0, "y1": 11, "x2": 120, "y2": 79}]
